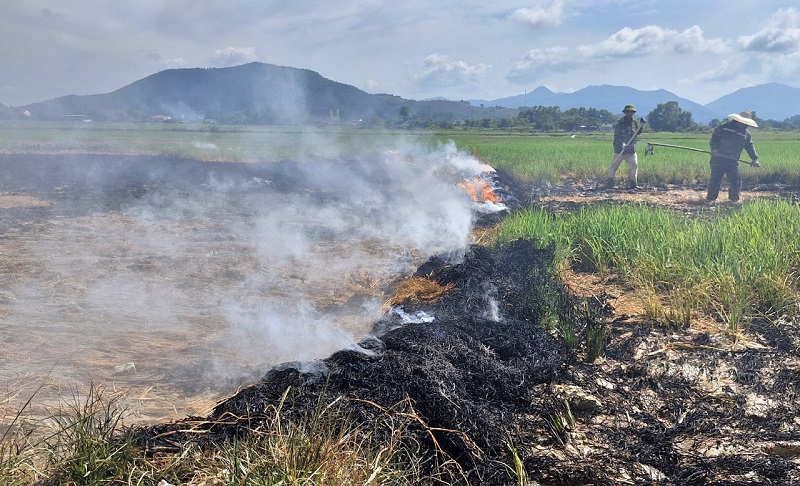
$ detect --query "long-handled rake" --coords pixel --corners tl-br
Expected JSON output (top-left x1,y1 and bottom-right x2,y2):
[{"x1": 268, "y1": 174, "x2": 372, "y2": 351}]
[{"x1": 644, "y1": 142, "x2": 758, "y2": 166}]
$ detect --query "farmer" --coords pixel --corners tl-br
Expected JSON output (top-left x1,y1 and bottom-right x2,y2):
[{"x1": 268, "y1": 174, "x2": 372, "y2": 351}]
[
  {"x1": 706, "y1": 110, "x2": 759, "y2": 203},
  {"x1": 603, "y1": 104, "x2": 644, "y2": 189}
]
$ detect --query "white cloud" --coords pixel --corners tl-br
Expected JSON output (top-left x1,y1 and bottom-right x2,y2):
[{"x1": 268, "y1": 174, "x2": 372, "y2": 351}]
[
  {"x1": 738, "y1": 28, "x2": 800, "y2": 53},
  {"x1": 729, "y1": 7, "x2": 800, "y2": 88},
  {"x1": 507, "y1": 46, "x2": 573, "y2": 82},
  {"x1": 411, "y1": 54, "x2": 491, "y2": 91},
  {"x1": 681, "y1": 60, "x2": 740, "y2": 84},
  {"x1": 164, "y1": 57, "x2": 188, "y2": 69},
  {"x1": 577, "y1": 25, "x2": 727, "y2": 59},
  {"x1": 577, "y1": 26, "x2": 666, "y2": 58},
  {"x1": 769, "y1": 6, "x2": 800, "y2": 28},
  {"x1": 738, "y1": 8, "x2": 800, "y2": 53},
  {"x1": 510, "y1": 0, "x2": 565, "y2": 28},
  {"x1": 142, "y1": 49, "x2": 162, "y2": 61},
  {"x1": 671, "y1": 25, "x2": 729, "y2": 54},
  {"x1": 211, "y1": 46, "x2": 257, "y2": 67},
  {"x1": 507, "y1": 24, "x2": 728, "y2": 84}
]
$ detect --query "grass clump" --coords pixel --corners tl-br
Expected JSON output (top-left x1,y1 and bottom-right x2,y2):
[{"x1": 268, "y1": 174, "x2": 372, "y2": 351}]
[
  {"x1": 543, "y1": 399, "x2": 576, "y2": 448},
  {"x1": 1, "y1": 384, "x2": 141, "y2": 485},
  {"x1": 0, "y1": 384, "x2": 442, "y2": 485},
  {"x1": 585, "y1": 323, "x2": 608, "y2": 362},
  {"x1": 204, "y1": 391, "x2": 430, "y2": 485}
]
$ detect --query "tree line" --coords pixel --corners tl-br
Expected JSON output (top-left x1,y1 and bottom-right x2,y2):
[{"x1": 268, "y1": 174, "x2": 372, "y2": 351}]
[
  {"x1": 4, "y1": 99, "x2": 800, "y2": 131},
  {"x1": 390, "y1": 100, "x2": 800, "y2": 132}
]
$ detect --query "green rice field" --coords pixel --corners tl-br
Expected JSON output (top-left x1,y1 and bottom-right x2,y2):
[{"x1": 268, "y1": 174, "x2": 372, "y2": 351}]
[{"x1": 438, "y1": 129, "x2": 800, "y2": 186}]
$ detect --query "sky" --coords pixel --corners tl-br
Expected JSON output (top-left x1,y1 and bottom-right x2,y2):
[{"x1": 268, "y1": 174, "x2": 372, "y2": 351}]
[{"x1": 1, "y1": 1, "x2": 799, "y2": 107}]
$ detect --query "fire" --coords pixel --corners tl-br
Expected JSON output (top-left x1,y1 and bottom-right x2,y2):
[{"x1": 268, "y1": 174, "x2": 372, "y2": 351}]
[
  {"x1": 382, "y1": 147, "x2": 504, "y2": 204},
  {"x1": 458, "y1": 175, "x2": 502, "y2": 203}
]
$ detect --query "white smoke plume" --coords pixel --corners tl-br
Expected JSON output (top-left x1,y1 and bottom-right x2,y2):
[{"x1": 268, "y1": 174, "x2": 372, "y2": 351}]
[{"x1": 0, "y1": 137, "x2": 503, "y2": 422}]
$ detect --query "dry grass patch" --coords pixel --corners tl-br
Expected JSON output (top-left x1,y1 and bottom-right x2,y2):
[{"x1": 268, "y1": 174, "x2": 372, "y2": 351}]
[{"x1": 383, "y1": 276, "x2": 454, "y2": 310}]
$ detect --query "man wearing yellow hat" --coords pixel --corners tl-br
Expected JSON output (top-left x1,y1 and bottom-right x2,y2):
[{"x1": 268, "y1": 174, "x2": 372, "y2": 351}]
[
  {"x1": 603, "y1": 104, "x2": 644, "y2": 189},
  {"x1": 706, "y1": 110, "x2": 760, "y2": 203}
]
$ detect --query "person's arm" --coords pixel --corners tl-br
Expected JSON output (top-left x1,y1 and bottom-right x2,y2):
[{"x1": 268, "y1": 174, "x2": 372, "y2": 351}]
[
  {"x1": 613, "y1": 122, "x2": 624, "y2": 153},
  {"x1": 709, "y1": 125, "x2": 722, "y2": 155},
  {"x1": 743, "y1": 132, "x2": 758, "y2": 162}
]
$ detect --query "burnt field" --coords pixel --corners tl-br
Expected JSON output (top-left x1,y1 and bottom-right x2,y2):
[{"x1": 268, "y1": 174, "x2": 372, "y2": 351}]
[
  {"x1": 0, "y1": 149, "x2": 493, "y2": 423},
  {"x1": 137, "y1": 238, "x2": 800, "y2": 484},
  {"x1": 2, "y1": 151, "x2": 799, "y2": 484}
]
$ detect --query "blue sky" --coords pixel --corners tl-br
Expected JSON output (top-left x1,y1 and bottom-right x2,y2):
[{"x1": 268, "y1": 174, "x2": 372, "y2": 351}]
[{"x1": 1, "y1": 1, "x2": 799, "y2": 106}]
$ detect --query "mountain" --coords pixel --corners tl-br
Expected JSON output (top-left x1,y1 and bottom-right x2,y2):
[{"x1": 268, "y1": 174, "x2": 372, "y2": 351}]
[
  {"x1": 16, "y1": 62, "x2": 799, "y2": 125},
  {"x1": 20, "y1": 62, "x2": 501, "y2": 124},
  {"x1": 472, "y1": 85, "x2": 717, "y2": 123},
  {"x1": 704, "y1": 83, "x2": 800, "y2": 122},
  {"x1": 474, "y1": 83, "x2": 800, "y2": 124}
]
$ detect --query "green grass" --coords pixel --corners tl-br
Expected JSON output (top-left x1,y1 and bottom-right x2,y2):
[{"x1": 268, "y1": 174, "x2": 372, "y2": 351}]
[
  {"x1": 437, "y1": 130, "x2": 800, "y2": 186},
  {"x1": 497, "y1": 200, "x2": 800, "y2": 334}
]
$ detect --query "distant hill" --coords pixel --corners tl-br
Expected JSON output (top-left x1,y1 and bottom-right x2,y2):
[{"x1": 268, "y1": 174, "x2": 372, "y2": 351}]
[
  {"x1": 472, "y1": 85, "x2": 717, "y2": 123},
  {"x1": 20, "y1": 62, "x2": 500, "y2": 124},
  {"x1": 472, "y1": 83, "x2": 800, "y2": 123},
  {"x1": 703, "y1": 83, "x2": 800, "y2": 122}
]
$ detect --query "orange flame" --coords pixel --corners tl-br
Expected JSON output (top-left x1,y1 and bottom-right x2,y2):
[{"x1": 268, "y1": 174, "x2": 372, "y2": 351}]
[{"x1": 458, "y1": 176, "x2": 502, "y2": 203}]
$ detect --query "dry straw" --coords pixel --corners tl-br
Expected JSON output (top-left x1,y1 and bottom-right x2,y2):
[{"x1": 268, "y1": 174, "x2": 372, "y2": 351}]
[{"x1": 383, "y1": 276, "x2": 454, "y2": 310}]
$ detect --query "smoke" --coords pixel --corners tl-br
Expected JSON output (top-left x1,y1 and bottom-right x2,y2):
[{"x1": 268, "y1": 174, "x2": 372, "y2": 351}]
[
  {"x1": 0, "y1": 138, "x2": 503, "y2": 420},
  {"x1": 204, "y1": 139, "x2": 485, "y2": 371}
]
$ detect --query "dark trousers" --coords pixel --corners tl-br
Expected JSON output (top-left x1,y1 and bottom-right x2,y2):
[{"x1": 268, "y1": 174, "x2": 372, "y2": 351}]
[{"x1": 706, "y1": 158, "x2": 741, "y2": 201}]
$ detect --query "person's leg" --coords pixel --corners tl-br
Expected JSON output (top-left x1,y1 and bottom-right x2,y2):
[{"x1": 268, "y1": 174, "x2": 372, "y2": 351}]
[
  {"x1": 603, "y1": 153, "x2": 623, "y2": 186},
  {"x1": 706, "y1": 159, "x2": 724, "y2": 201},
  {"x1": 625, "y1": 153, "x2": 639, "y2": 188},
  {"x1": 727, "y1": 163, "x2": 741, "y2": 201}
]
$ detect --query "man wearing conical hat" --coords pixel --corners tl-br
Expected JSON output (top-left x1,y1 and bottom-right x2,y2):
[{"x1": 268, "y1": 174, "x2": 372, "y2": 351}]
[
  {"x1": 706, "y1": 110, "x2": 760, "y2": 203},
  {"x1": 602, "y1": 104, "x2": 644, "y2": 189}
]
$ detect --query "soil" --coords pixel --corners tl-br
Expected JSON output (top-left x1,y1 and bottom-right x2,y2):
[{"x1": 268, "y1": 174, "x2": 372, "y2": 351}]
[{"x1": 1, "y1": 152, "x2": 798, "y2": 484}]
